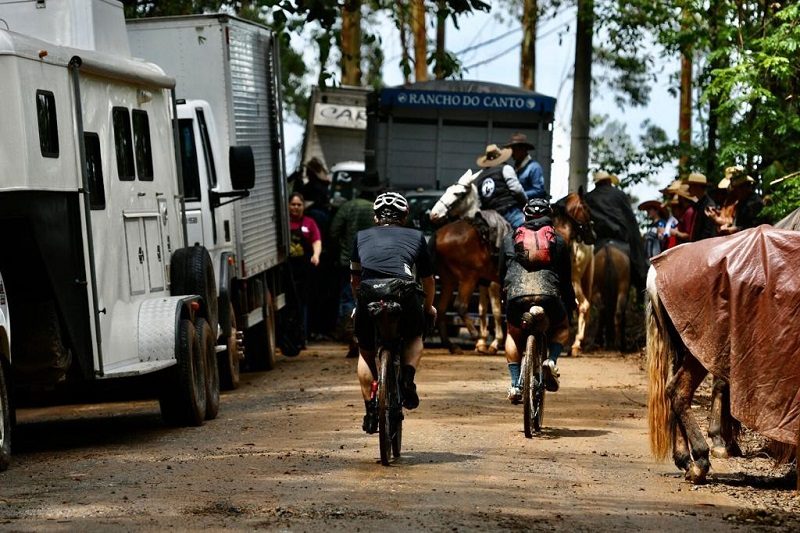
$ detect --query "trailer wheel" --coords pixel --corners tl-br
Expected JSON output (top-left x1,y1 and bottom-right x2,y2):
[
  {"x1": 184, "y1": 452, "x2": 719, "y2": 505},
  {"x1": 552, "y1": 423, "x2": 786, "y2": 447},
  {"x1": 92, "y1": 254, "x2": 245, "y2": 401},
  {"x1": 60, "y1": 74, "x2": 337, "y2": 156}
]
[
  {"x1": 219, "y1": 302, "x2": 241, "y2": 390},
  {"x1": 171, "y1": 246, "x2": 218, "y2": 338},
  {"x1": 159, "y1": 319, "x2": 206, "y2": 426},
  {"x1": 0, "y1": 361, "x2": 11, "y2": 472},
  {"x1": 244, "y1": 289, "x2": 277, "y2": 370},
  {"x1": 196, "y1": 318, "x2": 220, "y2": 420}
]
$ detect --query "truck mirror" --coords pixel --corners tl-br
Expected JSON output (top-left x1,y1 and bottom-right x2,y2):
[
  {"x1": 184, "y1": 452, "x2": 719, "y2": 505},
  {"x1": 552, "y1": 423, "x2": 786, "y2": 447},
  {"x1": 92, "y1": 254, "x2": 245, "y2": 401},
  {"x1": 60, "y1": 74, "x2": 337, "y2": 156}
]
[{"x1": 229, "y1": 146, "x2": 255, "y2": 190}]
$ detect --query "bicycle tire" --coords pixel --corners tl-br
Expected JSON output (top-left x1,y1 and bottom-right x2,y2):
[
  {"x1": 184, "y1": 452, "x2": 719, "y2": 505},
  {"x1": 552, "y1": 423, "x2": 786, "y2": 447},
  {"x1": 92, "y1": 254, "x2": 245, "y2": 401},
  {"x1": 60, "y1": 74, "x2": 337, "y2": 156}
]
[
  {"x1": 377, "y1": 347, "x2": 393, "y2": 466},
  {"x1": 391, "y1": 361, "x2": 403, "y2": 458},
  {"x1": 522, "y1": 334, "x2": 536, "y2": 438},
  {"x1": 532, "y1": 333, "x2": 546, "y2": 432}
]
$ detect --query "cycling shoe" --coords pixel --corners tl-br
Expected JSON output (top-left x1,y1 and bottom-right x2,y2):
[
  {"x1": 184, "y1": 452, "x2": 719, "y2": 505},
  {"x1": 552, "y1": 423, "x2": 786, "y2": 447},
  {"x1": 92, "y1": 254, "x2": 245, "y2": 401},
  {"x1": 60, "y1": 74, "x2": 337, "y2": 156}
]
[{"x1": 362, "y1": 398, "x2": 378, "y2": 433}]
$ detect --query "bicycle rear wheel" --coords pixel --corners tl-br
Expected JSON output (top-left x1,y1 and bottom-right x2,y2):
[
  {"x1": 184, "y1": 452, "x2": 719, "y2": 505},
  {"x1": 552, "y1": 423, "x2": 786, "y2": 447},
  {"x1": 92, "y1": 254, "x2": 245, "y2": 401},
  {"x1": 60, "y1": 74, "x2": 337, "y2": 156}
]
[
  {"x1": 532, "y1": 333, "x2": 546, "y2": 432},
  {"x1": 522, "y1": 334, "x2": 536, "y2": 438},
  {"x1": 377, "y1": 347, "x2": 394, "y2": 465},
  {"x1": 391, "y1": 360, "x2": 403, "y2": 458}
]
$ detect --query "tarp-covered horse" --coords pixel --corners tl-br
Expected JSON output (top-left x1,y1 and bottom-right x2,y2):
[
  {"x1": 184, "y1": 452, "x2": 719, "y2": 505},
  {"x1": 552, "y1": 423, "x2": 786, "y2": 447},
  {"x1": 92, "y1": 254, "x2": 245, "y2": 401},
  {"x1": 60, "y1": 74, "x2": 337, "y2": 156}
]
[{"x1": 646, "y1": 226, "x2": 800, "y2": 486}]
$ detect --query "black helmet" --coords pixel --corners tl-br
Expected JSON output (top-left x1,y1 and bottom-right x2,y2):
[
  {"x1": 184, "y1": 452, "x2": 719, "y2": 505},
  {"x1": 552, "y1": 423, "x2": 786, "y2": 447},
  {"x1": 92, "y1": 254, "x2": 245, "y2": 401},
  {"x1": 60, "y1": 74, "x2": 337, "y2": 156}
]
[
  {"x1": 523, "y1": 197, "x2": 552, "y2": 219},
  {"x1": 373, "y1": 191, "x2": 409, "y2": 222}
]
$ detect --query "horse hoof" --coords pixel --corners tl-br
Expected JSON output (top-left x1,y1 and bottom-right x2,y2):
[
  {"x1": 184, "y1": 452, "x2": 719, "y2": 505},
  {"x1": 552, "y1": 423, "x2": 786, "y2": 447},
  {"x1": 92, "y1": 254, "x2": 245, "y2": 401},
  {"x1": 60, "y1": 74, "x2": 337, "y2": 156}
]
[
  {"x1": 711, "y1": 446, "x2": 729, "y2": 459},
  {"x1": 487, "y1": 344, "x2": 498, "y2": 355},
  {"x1": 684, "y1": 464, "x2": 708, "y2": 484},
  {"x1": 449, "y1": 346, "x2": 463, "y2": 355}
]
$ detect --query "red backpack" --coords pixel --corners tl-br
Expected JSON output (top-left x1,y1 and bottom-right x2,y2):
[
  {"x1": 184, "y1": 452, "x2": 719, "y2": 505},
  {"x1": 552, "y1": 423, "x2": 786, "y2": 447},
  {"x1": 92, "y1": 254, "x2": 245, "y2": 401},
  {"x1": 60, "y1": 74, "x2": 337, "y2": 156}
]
[{"x1": 513, "y1": 225, "x2": 556, "y2": 269}]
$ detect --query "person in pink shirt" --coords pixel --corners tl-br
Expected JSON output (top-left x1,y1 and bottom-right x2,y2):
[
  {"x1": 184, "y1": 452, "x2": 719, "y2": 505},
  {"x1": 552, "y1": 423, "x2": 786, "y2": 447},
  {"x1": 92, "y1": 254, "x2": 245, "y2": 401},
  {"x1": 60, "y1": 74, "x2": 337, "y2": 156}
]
[
  {"x1": 288, "y1": 192, "x2": 322, "y2": 346},
  {"x1": 671, "y1": 185, "x2": 698, "y2": 245}
]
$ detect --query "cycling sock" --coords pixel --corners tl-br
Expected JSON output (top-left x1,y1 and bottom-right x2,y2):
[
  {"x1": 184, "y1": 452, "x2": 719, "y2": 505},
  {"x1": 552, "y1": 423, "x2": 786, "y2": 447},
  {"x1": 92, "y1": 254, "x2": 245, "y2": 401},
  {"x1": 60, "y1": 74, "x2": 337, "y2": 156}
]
[
  {"x1": 548, "y1": 342, "x2": 563, "y2": 364},
  {"x1": 508, "y1": 362, "x2": 521, "y2": 387}
]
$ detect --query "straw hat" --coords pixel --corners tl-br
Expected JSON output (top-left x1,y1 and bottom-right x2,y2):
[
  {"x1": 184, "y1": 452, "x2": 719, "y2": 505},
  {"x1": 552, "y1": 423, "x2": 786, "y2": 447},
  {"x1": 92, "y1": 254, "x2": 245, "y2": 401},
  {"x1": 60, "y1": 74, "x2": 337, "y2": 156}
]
[
  {"x1": 686, "y1": 172, "x2": 709, "y2": 186},
  {"x1": 593, "y1": 170, "x2": 620, "y2": 185},
  {"x1": 674, "y1": 184, "x2": 698, "y2": 203},
  {"x1": 476, "y1": 144, "x2": 513, "y2": 168},
  {"x1": 659, "y1": 179, "x2": 683, "y2": 195},
  {"x1": 503, "y1": 132, "x2": 535, "y2": 150}
]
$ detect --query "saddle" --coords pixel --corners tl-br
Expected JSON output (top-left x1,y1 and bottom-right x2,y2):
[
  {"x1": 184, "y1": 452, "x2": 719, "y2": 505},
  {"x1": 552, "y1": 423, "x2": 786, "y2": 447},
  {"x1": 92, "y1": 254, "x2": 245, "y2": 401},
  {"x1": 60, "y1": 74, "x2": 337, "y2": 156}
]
[{"x1": 466, "y1": 209, "x2": 511, "y2": 255}]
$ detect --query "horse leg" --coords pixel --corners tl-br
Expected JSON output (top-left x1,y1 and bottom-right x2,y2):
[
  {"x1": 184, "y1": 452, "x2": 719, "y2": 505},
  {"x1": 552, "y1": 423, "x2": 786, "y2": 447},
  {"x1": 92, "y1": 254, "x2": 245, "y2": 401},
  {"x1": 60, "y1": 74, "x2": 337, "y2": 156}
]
[
  {"x1": 708, "y1": 377, "x2": 742, "y2": 458},
  {"x1": 487, "y1": 281, "x2": 503, "y2": 354},
  {"x1": 667, "y1": 353, "x2": 710, "y2": 484},
  {"x1": 672, "y1": 420, "x2": 692, "y2": 473},
  {"x1": 456, "y1": 278, "x2": 480, "y2": 347},
  {"x1": 437, "y1": 271, "x2": 460, "y2": 354},
  {"x1": 475, "y1": 285, "x2": 490, "y2": 354},
  {"x1": 571, "y1": 282, "x2": 589, "y2": 355}
]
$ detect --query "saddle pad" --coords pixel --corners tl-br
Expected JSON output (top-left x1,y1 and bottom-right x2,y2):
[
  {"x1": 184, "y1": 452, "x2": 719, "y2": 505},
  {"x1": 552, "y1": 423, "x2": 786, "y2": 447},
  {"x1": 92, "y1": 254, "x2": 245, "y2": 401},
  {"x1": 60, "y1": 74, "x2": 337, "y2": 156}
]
[{"x1": 651, "y1": 226, "x2": 800, "y2": 444}]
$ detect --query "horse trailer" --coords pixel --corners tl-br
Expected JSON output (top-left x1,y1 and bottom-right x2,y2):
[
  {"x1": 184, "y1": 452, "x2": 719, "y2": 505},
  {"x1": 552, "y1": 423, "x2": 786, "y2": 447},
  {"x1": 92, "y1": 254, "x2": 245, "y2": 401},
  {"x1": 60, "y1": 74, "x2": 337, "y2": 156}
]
[
  {"x1": 366, "y1": 80, "x2": 556, "y2": 193},
  {"x1": 0, "y1": 0, "x2": 237, "y2": 470}
]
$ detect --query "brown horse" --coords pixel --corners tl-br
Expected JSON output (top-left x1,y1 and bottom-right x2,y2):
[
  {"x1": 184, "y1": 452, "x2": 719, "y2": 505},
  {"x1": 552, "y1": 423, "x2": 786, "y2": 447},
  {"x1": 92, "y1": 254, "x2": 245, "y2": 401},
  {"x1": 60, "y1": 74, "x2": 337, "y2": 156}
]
[
  {"x1": 552, "y1": 191, "x2": 596, "y2": 354},
  {"x1": 591, "y1": 240, "x2": 630, "y2": 351},
  {"x1": 646, "y1": 230, "x2": 800, "y2": 487}
]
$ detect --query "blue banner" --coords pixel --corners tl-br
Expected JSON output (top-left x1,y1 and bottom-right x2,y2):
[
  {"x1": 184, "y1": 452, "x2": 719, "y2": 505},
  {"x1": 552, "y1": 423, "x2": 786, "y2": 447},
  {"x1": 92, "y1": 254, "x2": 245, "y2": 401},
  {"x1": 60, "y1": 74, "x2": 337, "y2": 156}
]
[{"x1": 380, "y1": 88, "x2": 556, "y2": 113}]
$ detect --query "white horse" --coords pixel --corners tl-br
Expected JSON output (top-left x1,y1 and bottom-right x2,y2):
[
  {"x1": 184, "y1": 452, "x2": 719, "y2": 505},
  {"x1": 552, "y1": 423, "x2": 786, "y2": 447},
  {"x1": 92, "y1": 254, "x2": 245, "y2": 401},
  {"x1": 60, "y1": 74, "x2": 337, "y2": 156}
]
[{"x1": 429, "y1": 170, "x2": 507, "y2": 354}]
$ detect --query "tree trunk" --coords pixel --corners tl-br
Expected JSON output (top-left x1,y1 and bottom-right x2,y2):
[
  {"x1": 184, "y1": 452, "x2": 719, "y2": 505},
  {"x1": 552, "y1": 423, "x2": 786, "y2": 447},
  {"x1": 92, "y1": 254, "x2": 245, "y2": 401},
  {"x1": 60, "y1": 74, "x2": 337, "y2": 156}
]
[
  {"x1": 521, "y1": 0, "x2": 537, "y2": 90},
  {"x1": 435, "y1": 0, "x2": 446, "y2": 79},
  {"x1": 411, "y1": 0, "x2": 428, "y2": 82},
  {"x1": 678, "y1": 4, "x2": 692, "y2": 176},
  {"x1": 340, "y1": 0, "x2": 362, "y2": 86},
  {"x1": 705, "y1": 0, "x2": 720, "y2": 179},
  {"x1": 397, "y1": 3, "x2": 412, "y2": 84},
  {"x1": 568, "y1": 0, "x2": 593, "y2": 193}
]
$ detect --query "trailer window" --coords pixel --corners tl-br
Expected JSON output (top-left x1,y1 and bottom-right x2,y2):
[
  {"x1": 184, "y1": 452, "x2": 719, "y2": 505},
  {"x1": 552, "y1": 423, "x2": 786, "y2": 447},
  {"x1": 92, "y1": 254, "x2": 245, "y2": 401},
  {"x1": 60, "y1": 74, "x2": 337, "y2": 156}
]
[
  {"x1": 196, "y1": 109, "x2": 217, "y2": 188},
  {"x1": 112, "y1": 107, "x2": 135, "y2": 181},
  {"x1": 36, "y1": 90, "x2": 59, "y2": 158},
  {"x1": 84, "y1": 132, "x2": 105, "y2": 210},
  {"x1": 178, "y1": 118, "x2": 201, "y2": 201},
  {"x1": 132, "y1": 110, "x2": 154, "y2": 181}
]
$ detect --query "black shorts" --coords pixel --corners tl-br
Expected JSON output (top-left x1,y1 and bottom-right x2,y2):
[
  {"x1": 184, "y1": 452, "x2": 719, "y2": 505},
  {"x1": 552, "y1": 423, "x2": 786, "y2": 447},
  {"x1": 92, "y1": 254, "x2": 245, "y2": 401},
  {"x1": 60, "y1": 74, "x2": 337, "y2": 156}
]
[
  {"x1": 506, "y1": 294, "x2": 566, "y2": 329},
  {"x1": 354, "y1": 278, "x2": 424, "y2": 351}
]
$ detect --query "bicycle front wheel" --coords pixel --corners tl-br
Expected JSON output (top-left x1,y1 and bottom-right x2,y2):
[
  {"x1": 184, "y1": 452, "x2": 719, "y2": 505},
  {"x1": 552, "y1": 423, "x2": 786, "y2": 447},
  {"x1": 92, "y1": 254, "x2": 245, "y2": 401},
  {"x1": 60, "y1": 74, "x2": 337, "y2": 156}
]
[
  {"x1": 532, "y1": 333, "x2": 546, "y2": 432},
  {"x1": 522, "y1": 334, "x2": 536, "y2": 438},
  {"x1": 391, "y1": 360, "x2": 403, "y2": 458},
  {"x1": 377, "y1": 348, "x2": 393, "y2": 465}
]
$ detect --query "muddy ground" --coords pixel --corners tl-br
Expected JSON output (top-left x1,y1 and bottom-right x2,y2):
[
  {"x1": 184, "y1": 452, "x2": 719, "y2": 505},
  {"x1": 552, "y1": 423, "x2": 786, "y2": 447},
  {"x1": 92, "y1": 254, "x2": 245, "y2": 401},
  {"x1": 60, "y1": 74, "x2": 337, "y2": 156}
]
[{"x1": 0, "y1": 342, "x2": 797, "y2": 531}]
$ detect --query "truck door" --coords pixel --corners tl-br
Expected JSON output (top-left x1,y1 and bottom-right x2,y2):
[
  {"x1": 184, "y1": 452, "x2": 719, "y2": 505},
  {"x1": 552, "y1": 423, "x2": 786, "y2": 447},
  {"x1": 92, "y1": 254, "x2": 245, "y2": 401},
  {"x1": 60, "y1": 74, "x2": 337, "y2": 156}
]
[{"x1": 178, "y1": 116, "x2": 206, "y2": 247}]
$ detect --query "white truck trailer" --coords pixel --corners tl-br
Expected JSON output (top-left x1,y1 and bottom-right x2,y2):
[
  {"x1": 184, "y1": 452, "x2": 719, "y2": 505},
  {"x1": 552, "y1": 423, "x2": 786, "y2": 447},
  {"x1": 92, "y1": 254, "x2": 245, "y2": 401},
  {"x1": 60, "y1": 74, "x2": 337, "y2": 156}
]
[
  {"x1": 0, "y1": 0, "x2": 236, "y2": 470},
  {"x1": 127, "y1": 14, "x2": 292, "y2": 375}
]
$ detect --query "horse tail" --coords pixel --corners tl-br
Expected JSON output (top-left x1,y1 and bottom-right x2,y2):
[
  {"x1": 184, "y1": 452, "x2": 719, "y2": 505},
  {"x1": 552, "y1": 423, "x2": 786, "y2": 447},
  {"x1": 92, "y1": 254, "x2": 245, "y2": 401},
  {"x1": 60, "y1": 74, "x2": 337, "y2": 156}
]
[{"x1": 645, "y1": 266, "x2": 674, "y2": 460}]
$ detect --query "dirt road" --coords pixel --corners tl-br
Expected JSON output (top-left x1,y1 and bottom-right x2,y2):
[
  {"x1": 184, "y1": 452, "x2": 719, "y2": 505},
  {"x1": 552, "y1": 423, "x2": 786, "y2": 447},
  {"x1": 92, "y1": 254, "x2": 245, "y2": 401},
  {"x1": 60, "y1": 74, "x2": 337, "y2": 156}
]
[{"x1": 1, "y1": 343, "x2": 797, "y2": 531}]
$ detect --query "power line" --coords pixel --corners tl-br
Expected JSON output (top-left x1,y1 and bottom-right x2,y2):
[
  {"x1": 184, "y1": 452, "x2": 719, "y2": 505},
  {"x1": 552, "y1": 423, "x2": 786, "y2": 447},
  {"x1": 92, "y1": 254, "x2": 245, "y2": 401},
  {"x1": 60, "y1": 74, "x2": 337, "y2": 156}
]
[
  {"x1": 456, "y1": 27, "x2": 520, "y2": 55},
  {"x1": 463, "y1": 40, "x2": 520, "y2": 70}
]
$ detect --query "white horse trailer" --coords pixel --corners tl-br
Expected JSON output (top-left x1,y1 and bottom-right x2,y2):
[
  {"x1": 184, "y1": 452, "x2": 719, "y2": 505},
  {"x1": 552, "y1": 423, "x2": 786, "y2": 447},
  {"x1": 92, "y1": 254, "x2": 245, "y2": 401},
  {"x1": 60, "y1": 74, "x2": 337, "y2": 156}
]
[{"x1": 0, "y1": 0, "x2": 226, "y2": 471}]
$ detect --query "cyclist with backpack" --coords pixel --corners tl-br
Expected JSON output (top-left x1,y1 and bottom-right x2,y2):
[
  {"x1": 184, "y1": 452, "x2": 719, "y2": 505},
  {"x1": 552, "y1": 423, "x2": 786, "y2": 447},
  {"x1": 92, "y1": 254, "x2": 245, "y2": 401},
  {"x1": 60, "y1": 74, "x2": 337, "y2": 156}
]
[
  {"x1": 500, "y1": 198, "x2": 576, "y2": 402},
  {"x1": 351, "y1": 192, "x2": 437, "y2": 433}
]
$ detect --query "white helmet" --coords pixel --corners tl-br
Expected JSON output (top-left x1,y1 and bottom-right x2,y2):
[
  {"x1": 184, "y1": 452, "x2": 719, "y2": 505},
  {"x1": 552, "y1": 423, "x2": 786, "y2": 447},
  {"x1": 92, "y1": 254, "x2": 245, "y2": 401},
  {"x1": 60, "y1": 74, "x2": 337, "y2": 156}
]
[{"x1": 373, "y1": 191, "x2": 409, "y2": 220}]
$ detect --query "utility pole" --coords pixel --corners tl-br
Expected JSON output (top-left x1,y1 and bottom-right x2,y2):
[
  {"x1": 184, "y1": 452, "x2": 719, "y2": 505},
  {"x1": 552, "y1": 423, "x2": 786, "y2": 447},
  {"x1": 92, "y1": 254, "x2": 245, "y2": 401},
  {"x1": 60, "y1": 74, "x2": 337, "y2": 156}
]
[
  {"x1": 568, "y1": 0, "x2": 593, "y2": 192},
  {"x1": 521, "y1": 0, "x2": 537, "y2": 90},
  {"x1": 340, "y1": 0, "x2": 362, "y2": 86},
  {"x1": 411, "y1": 0, "x2": 428, "y2": 82}
]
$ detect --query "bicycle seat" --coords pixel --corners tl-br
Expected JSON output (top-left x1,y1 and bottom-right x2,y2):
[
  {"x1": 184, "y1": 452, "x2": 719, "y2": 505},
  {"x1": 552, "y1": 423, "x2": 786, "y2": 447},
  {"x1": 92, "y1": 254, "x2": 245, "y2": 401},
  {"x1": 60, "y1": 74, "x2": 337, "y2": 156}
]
[
  {"x1": 367, "y1": 300, "x2": 403, "y2": 317},
  {"x1": 521, "y1": 305, "x2": 549, "y2": 333}
]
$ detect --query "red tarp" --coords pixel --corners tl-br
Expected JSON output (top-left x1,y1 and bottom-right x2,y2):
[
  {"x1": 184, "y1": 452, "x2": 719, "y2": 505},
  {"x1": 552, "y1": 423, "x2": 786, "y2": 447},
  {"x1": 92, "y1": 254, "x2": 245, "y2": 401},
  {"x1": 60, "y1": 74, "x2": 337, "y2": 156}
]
[{"x1": 651, "y1": 225, "x2": 800, "y2": 444}]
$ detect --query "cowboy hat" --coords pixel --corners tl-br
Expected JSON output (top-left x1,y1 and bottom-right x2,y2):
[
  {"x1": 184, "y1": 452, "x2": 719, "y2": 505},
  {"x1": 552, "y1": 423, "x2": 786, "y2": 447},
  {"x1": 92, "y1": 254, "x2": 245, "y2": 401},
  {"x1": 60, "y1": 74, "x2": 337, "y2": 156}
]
[
  {"x1": 659, "y1": 179, "x2": 683, "y2": 194},
  {"x1": 503, "y1": 132, "x2": 535, "y2": 150},
  {"x1": 731, "y1": 174, "x2": 755, "y2": 187},
  {"x1": 717, "y1": 177, "x2": 731, "y2": 189},
  {"x1": 593, "y1": 170, "x2": 620, "y2": 185},
  {"x1": 476, "y1": 144, "x2": 513, "y2": 168},
  {"x1": 674, "y1": 184, "x2": 698, "y2": 203},
  {"x1": 686, "y1": 172, "x2": 709, "y2": 186},
  {"x1": 638, "y1": 199, "x2": 664, "y2": 212}
]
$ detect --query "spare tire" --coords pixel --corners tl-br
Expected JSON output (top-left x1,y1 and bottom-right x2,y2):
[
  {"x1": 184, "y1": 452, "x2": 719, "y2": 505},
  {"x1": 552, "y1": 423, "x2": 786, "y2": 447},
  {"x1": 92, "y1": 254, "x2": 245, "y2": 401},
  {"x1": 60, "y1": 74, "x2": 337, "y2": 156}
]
[{"x1": 171, "y1": 246, "x2": 218, "y2": 338}]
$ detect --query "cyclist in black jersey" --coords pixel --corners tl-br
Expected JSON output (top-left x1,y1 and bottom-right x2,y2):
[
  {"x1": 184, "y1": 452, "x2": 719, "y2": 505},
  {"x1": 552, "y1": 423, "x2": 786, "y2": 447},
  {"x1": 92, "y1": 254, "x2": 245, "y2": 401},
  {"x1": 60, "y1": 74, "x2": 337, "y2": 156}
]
[{"x1": 351, "y1": 192, "x2": 437, "y2": 434}]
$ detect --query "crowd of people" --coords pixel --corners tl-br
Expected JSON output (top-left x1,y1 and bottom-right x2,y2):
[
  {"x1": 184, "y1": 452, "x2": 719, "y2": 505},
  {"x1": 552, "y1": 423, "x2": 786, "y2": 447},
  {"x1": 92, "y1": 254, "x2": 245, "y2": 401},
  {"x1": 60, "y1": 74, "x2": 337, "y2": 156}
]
[
  {"x1": 286, "y1": 142, "x2": 768, "y2": 436},
  {"x1": 638, "y1": 165, "x2": 765, "y2": 261}
]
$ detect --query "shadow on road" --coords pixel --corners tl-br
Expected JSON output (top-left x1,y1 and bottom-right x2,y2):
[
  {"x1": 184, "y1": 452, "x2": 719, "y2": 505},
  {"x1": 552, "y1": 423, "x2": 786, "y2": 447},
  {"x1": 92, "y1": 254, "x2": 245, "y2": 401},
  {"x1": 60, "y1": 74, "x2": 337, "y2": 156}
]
[
  {"x1": 532, "y1": 427, "x2": 610, "y2": 440},
  {"x1": 393, "y1": 451, "x2": 479, "y2": 466}
]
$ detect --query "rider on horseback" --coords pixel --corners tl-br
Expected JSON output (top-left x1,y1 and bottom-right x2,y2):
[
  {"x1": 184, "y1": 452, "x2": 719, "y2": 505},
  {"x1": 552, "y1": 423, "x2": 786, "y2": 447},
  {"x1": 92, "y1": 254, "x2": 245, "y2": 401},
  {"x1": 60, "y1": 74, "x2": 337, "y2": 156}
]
[
  {"x1": 501, "y1": 198, "x2": 576, "y2": 402},
  {"x1": 351, "y1": 192, "x2": 437, "y2": 433}
]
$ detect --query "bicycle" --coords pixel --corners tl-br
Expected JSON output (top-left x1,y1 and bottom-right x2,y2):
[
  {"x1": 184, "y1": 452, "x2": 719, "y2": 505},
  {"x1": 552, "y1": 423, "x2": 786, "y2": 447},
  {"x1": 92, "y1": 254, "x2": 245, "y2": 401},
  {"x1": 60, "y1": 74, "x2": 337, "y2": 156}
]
[
  {"x1": 366, "y1": 299, "x2": 405, "y2": 465},
  {"x1": 519, "y1": 305, "x2": 549, "y2": 437}
]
